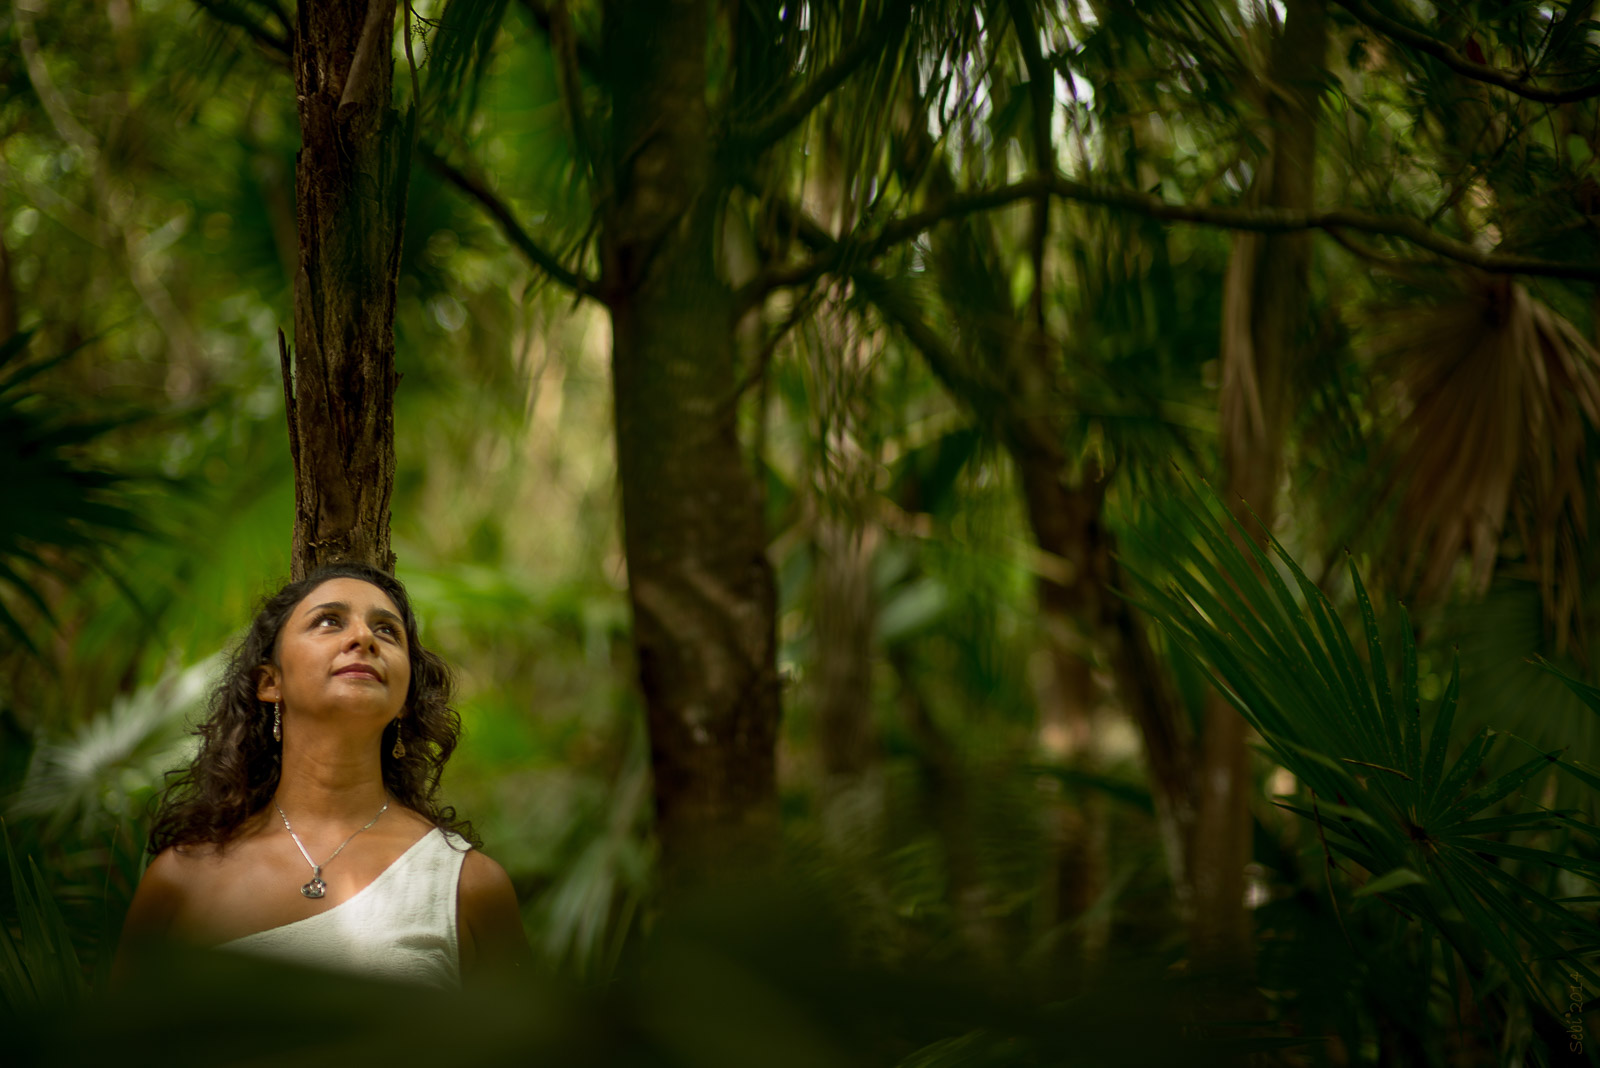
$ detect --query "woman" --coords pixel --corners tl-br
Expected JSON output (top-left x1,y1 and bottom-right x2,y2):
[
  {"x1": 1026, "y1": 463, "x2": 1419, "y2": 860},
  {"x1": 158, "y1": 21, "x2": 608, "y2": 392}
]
[{"x1": 116, "y1": 562, "x2": 528, "y2": 987}]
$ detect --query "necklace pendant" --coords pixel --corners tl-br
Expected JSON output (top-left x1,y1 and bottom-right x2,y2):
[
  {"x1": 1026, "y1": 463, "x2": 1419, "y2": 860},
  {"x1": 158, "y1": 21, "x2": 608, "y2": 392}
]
[{"x1": 276, "y1": 801, "x2": 387, "y2": 902}]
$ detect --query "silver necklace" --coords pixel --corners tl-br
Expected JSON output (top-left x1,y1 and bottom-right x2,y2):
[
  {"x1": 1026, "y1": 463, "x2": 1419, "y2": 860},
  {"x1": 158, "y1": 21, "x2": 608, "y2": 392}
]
[{"x1": 274, "y1": 800, "x2": 388, "y2": 899}]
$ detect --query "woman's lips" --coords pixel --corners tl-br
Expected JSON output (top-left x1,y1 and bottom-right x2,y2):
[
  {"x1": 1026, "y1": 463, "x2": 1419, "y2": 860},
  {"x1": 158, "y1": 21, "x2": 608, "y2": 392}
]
[{"x1": 334, "y1": 666, "x2": 382, "y2": 681}]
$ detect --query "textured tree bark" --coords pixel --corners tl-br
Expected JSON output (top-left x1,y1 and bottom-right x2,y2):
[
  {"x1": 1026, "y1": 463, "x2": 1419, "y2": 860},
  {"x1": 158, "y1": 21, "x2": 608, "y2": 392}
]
[
  {"x1": 283, "y1": 0, "x2": 408, "y2": 578},
  {"x1": 1192, "y1": 0, "x2": 1328, "y2": 967},
  {"x1": 808, "y1": 132, "x2": 885, "y2": 859},
  {"x1": 1017, "y1": 431, "x2": 1200, "y2": 952},
  {"x1": 600, "y1": 0, "x2": 781, "y2": 870},
  {"x1": 1017, "y1": 460, "x2": 1112, "y2": 958}
]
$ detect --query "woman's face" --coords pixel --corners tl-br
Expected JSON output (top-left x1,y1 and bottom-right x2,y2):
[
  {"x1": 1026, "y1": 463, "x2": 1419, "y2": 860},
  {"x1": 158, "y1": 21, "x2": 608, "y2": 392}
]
[{"x1": 256, "y1": 577, "x2": 412, "y2": 729}]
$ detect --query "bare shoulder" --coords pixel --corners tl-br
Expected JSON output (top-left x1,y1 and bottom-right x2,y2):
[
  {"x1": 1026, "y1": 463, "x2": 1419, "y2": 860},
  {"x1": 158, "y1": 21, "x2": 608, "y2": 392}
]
[
  {"x1": 132, "y1": 844, "x2": 212, "y2": 912},
  {"x1": 456, "y1": 847, "x2": 531, "y2": 979},
  {"x1": 113, "y1": 844, "x2": 216, "y2": 984},
  {"x1": 458, "y1": 849, "x2": 521, "y2": 931},
  {"x1": 160, "y1": 839, "x2": 228, "y2": 867},
  {"x1": 460, "y1": 848, "x2": 514, "y2": 897},
  {"x1": 141, "y1": 845, "x2": 188, "y2": 885},
  {"x1": 126, "y1": 842, "x2": 235, "y2": 926}
]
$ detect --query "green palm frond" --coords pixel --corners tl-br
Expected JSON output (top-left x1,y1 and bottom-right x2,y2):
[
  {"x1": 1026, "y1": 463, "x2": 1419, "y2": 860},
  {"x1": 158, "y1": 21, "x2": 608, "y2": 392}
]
[
  {"x1": 0, "y1": 821, "x2": 89, "y2": 1014},
  {"x1": 425, "y1": 0, "x2": 515, "y2": 129},
  {"x1": 1125, "y1": 478, "x2": 1600, "y2": 1027},
  {"x1": 0, "y1": 331, "x2": 148, "y2": 657}
]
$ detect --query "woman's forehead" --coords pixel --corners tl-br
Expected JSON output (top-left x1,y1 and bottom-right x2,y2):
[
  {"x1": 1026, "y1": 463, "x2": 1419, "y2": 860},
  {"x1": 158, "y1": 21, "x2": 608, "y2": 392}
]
[{"x1": 294, "y1": 577, "x2": 403, "y2": 618}]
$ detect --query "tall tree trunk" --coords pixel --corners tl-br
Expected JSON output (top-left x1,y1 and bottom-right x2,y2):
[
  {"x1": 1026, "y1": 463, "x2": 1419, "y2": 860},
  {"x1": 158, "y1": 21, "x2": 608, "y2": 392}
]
[
  {"x1": 813, "y1": 517, "x2": 883, "y2": 853},
  {"x1": 1193, "y1": 0, "x2": 1328, "y2": 966},
  {"x1": 283, "y1": 0, "x2": 409, "y2": 577},
  {"x1": 1018, "y1": 462, "x2": 1112, "y2": 959},
  {"x1": 810, "y1": 133, "x2": 885, "y2": 860},
  {"x1": 885, "y1": 97, "x2": 1134, "y2": 958},
  {"x1": 600, "y1": 0, "x2": 781, "y2": 871}
]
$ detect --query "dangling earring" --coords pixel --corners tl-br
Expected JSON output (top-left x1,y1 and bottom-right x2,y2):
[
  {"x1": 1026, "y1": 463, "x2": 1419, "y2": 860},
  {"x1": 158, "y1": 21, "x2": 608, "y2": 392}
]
[
  {"x1": 391, "y1": 719, "x2": 406, "y2": 759},
  {"x1": 272, "y1": 701, "x2": 282, "y2": 743}
]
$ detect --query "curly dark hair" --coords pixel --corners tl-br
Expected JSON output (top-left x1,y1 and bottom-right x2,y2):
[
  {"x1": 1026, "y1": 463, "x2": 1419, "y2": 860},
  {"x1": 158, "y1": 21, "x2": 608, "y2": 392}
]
[{"x1": 147, "y1": 563, "x2": 479, "y2": 853}]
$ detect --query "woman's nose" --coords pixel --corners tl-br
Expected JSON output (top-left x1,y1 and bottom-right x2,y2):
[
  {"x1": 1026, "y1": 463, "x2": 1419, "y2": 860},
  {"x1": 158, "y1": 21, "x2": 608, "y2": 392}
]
[{"x1": 345, "y1": 623, "x2": 378, "y2": 650}]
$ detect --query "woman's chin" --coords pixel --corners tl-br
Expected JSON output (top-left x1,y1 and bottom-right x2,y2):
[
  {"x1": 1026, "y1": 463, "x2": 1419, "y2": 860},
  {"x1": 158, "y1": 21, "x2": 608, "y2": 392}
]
[{"x1": 285, "y1": 704, "x2": 403, "y2": 732}]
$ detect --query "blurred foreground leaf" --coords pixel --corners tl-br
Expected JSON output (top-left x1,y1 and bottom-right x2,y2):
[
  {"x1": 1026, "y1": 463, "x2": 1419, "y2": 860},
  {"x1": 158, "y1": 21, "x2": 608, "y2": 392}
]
[
  {"x1": 10, "y1": 656, "x2": 215, "y2": 838},
  {"x1": 0, "y1": 821, "x2": 88, "y2": 1015},
  {"x1": 9, "y1": 878, "x2": 1261, "y2": 1067}
]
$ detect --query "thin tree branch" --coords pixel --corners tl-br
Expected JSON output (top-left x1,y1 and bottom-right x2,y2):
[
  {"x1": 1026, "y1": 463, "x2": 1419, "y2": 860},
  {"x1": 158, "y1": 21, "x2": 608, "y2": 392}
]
[
  {"x1": 1004, "y1": 0, "x2": 1053, "y2": 329},
  {"x1": 733, "y1": 258, "x2": 835, "y2": 312},
  {"x1": 516, "y1": 0, "x2": 601, "y2": 75},
  {"x1": 1044, "y1": 176, "x2": 1599, "y2": 279},
  {"x1": 748, "y1": 175, "x2": 1600, "y2": 298},
  {"x1": 1319, "y1": 224, "x2": 1396, "y2": 268},
  {"x1": 856, "y1": 272, "x2": 991, "y2": 415},
  {"x1": 191, "y1": 0, "x2": 292, "y2": 64},
  {"x1": 417, "y1": 143, "x2": 599, "y2": 300},
  {"x1": 716, "y1": 286, "x2": 825, "y2": 423},
  {"x1": 1332, "y1": 0, "x2": 1600, "y2": 104},
  {"x1": 548, "y1": 0, "x2": 597, "y2": 184},
  {"x1": 252, "y1": 0, "x2": 294, "y2": 45},
  {"x1": 190, "y1": 0, "x2": 597, "y2": 301},
  {"x1": 1423, "y1": 107, "x2": 1526, "y2": 227},
  {"x1": 756, "y1": 191, "x2": 1002, "y2": 415},
  {"x1": 729, "y1": 0, "x2": 913, "y2": 154}
]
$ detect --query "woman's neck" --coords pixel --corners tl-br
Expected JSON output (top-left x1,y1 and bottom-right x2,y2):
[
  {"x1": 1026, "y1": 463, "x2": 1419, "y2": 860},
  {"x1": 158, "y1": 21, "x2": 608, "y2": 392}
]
[{"x1": 273, "y1": 736, "x2": 390, "y2": 829}]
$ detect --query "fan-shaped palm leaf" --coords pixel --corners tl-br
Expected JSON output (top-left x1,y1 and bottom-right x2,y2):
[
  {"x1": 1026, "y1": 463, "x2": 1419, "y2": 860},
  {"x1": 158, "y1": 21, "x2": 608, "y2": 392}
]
[
  {"x1": 10, "y1": 657, "x2": 214, "y2": 839},
  {"x1": 1372, "y1": 276, "x2": 1600, "y2": 651},
  {"x1": 1125, "y1": 479, "x2": 1600, "y2": 1040}
]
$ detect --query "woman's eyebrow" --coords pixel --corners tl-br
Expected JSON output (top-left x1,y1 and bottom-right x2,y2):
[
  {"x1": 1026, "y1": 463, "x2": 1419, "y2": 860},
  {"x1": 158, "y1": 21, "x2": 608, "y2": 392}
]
[{"x1": 307, "y1": 600, "x2": 403, "y2": 626}]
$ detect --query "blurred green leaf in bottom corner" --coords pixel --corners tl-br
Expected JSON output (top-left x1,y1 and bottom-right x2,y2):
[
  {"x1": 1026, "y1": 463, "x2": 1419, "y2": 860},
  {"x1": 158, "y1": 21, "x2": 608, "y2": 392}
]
[{"x1": 0, "y1": 820, "x2": 89, "y2": 1017}]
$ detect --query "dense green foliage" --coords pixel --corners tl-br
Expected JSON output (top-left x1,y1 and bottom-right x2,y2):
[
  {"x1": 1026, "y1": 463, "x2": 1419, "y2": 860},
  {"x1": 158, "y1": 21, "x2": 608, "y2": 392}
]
[{"x1": 4, "y1": 0, "x2": 1600, "y2": 1063}]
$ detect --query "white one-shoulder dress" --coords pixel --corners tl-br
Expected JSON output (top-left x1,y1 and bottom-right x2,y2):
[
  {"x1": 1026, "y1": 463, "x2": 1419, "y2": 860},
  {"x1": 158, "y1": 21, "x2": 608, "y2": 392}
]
[{"x1": 219, "y1": 827, "x2": 470, "y2": 988}]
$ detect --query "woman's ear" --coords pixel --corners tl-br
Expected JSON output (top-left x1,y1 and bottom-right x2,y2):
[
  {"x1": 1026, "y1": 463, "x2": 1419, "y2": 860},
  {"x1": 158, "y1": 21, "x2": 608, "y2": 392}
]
[{"x1": 256, "y1": 665, "x2": 281, "y2": 703}]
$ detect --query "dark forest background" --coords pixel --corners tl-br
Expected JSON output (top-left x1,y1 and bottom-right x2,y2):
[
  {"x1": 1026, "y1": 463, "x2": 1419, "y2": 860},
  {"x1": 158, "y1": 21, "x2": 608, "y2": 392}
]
[{"x1": 5, "y1": 0, "x2": 1600, "y2": 1063}]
